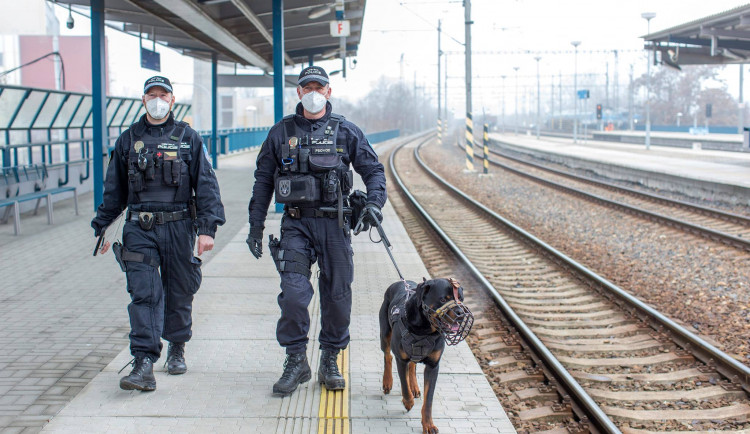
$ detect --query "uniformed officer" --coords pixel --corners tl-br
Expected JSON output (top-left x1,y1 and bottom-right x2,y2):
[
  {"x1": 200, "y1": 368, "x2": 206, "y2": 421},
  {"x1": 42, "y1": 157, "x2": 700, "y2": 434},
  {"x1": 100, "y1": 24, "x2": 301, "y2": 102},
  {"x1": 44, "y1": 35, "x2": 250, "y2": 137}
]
[
  {"x1": 247, "y1": 66, "x2": 386, "y2": 396},
  {"x1": 92, "y1": 76, "x2": 225, "y2": 391}
]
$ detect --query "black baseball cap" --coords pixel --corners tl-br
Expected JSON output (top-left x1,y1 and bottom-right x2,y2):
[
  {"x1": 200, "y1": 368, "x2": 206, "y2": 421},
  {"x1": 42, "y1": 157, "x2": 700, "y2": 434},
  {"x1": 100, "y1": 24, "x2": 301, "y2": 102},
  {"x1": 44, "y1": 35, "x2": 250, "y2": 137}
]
[
  {"x1": 143, "y1": 76, "x2": 173, "y2": 93},
  {"x1": 298, "y1": 66, "x2": 329, "y2": 86}
]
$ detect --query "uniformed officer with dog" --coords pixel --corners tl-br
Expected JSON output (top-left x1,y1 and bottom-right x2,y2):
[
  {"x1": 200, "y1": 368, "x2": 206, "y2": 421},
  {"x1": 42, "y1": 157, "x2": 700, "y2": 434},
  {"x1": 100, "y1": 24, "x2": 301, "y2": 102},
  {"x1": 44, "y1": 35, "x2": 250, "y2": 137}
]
[
  {"x1": 247, "y1": 66, "x2": 386, "y2": 396},
  {"x1": 92, "y1": 76, "x2": 225, "y2": 391}
]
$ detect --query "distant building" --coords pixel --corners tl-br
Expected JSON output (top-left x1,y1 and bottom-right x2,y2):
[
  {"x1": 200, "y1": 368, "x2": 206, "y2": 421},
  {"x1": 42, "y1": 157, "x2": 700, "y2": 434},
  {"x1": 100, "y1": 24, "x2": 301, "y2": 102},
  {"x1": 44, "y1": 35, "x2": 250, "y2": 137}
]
[{"x1": 0, "y1": 0, "x2": 109, "y2": 92}]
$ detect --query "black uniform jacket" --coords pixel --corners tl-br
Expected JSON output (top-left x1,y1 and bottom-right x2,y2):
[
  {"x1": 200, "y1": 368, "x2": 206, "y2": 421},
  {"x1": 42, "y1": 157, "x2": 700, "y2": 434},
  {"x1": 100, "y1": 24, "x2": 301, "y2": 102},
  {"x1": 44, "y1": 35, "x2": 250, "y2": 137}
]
[
  {"x1": 248, "y1": 102, "x2": 387, "y2": 228},
  {"x1": 91, "y1": 113, "x2": 225, "y2": 237}
]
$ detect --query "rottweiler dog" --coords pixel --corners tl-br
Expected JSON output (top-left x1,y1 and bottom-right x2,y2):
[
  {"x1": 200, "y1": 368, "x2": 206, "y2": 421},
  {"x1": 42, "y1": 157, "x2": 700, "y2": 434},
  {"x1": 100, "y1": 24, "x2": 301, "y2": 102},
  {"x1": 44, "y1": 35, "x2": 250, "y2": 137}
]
[{"x1": 379, "y1": 278, "x2": 473, "y2": 434}]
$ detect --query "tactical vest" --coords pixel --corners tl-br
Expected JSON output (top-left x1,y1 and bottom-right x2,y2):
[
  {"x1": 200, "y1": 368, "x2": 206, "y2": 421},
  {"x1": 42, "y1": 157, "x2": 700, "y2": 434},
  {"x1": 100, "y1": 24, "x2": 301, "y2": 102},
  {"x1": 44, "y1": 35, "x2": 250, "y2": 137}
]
[
  {"x1": 389, "y1": 301, "x2": 442, "y2": 363},
  {"x1": 274, "y1": 113, "x2": 353, "y2": 206},
  {"x1": 126, "y1": 121, "x2": 192, "y2": 204}
]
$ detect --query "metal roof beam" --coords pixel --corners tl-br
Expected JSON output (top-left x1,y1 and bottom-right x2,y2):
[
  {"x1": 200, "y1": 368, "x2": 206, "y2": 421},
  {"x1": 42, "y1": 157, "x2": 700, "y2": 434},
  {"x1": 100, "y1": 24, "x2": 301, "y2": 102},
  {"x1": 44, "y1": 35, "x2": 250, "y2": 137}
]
[
  {"x1": 229, "y1": 0, "x2": 294, "y2": 65},
  {"x1": 699, "y1": 26, "x2": 750, "y2": 40},
  {"x1": 668, "y1": 36, "x2": 750, "y2": 51},
  {"x1": 150, "y1": 0, "x2": 272, "y2": 70}
]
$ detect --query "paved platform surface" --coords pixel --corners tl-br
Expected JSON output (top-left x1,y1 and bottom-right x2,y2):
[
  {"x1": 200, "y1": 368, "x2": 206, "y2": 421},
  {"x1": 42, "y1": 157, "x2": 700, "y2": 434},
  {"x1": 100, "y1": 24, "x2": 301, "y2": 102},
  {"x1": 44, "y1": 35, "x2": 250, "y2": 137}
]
[
  {"x1": 1, "y1": 148, "x2": 514, "y2": 433},
  {"x1": 490, "y1": 132, "x2": 750, "y2": 189}
]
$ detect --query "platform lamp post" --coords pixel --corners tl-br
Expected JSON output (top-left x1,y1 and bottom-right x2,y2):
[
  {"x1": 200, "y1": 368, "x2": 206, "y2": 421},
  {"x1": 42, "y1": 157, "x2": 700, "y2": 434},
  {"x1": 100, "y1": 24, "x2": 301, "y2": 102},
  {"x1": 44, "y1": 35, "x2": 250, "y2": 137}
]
[
  {"x1": 642, "y1": 12, "x2": 656, "y2": 150},
  {"x1": 571, "y1": 40, "x2": 581, "y2": 143},
  {"x1": 513, "y1": 66, "x2": 519, "y2": 134},
  {"x1": 534, "y1": 56, "x2": 541, "y2": 139},
  {"x1": 501, "y1": 75, "x2": 506, "y2": 133}
]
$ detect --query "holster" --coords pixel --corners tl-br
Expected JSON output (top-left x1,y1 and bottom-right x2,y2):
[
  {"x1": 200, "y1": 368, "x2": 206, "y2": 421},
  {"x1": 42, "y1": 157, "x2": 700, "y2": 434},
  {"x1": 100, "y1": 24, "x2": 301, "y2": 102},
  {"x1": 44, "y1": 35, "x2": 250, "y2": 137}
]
[
  {"x1": 189, "y1": 197, "x2": 197, "y2": 220},
  {"x1": 268, "y1": 234, "x2": 312, "y2": 279},
  {"x1": 112, "y1": 242, "x2": 127, "y2": 272}
]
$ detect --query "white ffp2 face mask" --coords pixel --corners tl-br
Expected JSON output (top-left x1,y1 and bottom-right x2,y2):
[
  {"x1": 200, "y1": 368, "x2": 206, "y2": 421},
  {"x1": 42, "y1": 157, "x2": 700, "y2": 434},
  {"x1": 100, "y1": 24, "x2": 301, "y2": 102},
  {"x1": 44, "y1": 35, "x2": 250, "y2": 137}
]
[
  {"x1": 146, "y1": 97, "x2": 171, "y2": 120},
  {"x1": 301, "y1": 91, "x2": 327, "y2": 114}
]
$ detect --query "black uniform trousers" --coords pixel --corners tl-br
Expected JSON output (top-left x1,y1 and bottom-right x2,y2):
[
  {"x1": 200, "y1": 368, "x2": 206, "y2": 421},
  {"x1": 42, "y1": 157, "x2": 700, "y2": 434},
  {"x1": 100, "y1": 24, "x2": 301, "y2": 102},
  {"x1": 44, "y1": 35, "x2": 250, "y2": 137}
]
[
  {"x1": 276, "y1": 215, "x2": 354, "y2": 355},
  {"x1": 123, "y1": 203, "x2": 202, "y2": 360}
]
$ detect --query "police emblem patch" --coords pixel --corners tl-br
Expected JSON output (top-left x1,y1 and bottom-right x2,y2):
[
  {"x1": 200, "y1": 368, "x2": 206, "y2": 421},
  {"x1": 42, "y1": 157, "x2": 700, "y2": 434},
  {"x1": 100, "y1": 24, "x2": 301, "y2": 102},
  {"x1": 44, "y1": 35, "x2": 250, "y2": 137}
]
[
  {"x1": 202, "y1": 144, "x2": 211, "y2": 162},
  {"x1": 279, "y1": 179, "x2": 291, "y2": 197},
  {"x1": 289, "y1": 137, "x2": 298, "y2": 148}
]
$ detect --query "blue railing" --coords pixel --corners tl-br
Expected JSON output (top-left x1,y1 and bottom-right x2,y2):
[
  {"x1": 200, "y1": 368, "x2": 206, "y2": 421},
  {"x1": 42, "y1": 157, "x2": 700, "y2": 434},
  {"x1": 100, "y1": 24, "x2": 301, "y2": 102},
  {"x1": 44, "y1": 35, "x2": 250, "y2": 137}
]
[
  {"x1": 200, "y1": 127, "x2": 401, "y2": 156},
  {"x1": 200, "y1": 127, "x2": 271, "y2": 155},
  {"x1": 367, "y1": 129, "x2": 399, "y2": 144}
]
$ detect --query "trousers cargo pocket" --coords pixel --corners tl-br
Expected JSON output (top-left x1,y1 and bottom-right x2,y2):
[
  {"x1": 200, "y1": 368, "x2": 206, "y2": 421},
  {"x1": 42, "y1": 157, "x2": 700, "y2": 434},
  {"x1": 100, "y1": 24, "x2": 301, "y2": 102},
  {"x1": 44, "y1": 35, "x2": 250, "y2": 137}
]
[{"x1": 189, "y1": 256, "x2": 202, "y2": 294}]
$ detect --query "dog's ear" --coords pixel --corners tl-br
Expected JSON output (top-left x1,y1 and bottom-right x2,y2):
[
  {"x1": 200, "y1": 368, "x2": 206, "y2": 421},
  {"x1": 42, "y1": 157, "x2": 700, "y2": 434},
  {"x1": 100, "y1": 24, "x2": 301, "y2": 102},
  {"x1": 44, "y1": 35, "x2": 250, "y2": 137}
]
[
  {"x1": 417, "y1": 278, "x2": 431, "y2": 299},
  {"x1": 448, "y1": 277, "x2": 464, "y2": 302}
]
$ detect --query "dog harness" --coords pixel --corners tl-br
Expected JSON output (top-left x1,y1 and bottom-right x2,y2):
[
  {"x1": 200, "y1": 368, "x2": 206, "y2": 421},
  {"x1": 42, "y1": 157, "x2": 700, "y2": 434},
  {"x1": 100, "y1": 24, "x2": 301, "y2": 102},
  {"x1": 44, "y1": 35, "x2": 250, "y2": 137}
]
[{"x1": 389, "y1": 302, "x2": 441, "y2": 363}]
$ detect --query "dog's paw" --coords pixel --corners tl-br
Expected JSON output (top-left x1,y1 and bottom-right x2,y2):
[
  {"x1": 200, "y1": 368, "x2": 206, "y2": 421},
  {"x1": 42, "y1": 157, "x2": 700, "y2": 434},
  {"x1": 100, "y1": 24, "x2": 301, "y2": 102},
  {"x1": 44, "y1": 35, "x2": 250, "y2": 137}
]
[
  {"x1": 402, "y1": 397, "x2": 414, "y2": 411},
  {"x1": 382, "y1": 374, "x2": 392, "y2": 394},
  {"x1": 421, "y1": 422, "x2": 438, "y2": 434},
  {"x1": 411, "y1": 387, "x2": 421, "y2": 398}
]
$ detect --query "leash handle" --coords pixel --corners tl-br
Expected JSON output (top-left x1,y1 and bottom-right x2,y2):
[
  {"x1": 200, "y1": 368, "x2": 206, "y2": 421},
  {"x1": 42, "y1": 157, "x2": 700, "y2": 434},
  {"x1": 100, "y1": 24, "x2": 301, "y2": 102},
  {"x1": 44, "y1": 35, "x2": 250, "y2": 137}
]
[
  {"x1": 93, "y1": 232, "x2": 105, "y2": 256},
  {"x1": 369, "y1": 214, "x2": 405, "y2": 281}
]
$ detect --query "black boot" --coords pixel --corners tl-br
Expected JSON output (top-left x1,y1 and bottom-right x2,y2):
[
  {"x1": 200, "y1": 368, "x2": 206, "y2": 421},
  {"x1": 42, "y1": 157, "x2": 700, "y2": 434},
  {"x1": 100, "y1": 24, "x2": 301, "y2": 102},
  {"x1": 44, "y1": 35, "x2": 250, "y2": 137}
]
[
  {"x1": 273, "y1": 353, "x2": 311, "y2": 396},
  {"x1": 166, "y1": 342, "x2": 187, "y2": 375},
  {"x1": 318, "y1": 349, "x2": 345, "y2": 390},
  {"x1": 119, "y1": 356, "x2": 156, "y2": 391}
]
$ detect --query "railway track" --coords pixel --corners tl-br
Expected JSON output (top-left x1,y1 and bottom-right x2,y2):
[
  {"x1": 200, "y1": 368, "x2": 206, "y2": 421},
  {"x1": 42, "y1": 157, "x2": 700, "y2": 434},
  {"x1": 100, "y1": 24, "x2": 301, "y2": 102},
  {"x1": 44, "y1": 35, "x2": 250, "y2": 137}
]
[
  {"x1": 384, "y1": 135, "x2": 750, "y2": 433},
  {"x1": 479, "y1": 141, "x2": 750, "y2": 252}
]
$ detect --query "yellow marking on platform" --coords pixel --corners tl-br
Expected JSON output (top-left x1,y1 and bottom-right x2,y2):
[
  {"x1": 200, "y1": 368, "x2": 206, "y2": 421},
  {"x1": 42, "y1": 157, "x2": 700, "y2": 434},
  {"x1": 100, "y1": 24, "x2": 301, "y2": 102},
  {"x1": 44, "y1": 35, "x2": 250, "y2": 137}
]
[{"x1": 317, "y1": 348, "x2": 349, "y2": 434}]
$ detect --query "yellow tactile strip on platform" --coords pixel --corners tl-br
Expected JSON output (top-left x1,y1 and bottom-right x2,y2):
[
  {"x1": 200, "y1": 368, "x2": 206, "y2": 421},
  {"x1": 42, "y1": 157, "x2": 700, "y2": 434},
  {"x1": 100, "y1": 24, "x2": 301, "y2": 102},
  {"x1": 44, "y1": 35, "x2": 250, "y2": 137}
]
[{"x1": 317, "y1": 348, "x2": 350, "y2": 434}]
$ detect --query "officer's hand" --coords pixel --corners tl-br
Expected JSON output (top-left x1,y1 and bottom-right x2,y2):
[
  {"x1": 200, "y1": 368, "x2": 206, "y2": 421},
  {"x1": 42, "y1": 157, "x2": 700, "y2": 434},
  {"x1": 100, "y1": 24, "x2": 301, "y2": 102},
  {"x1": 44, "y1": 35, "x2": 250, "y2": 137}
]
[
  {"x1": 97, "y1": 238, "x2": 111, "y2": 255},
  {"x1": 197, "y1": 235, "x2": 214, "y2": 256},
  {"x1": 246, "y1": 226, "x2": 263, "y2": 259},
  {"x1": 362, "y1": 203, "x2": 383, "y2": 226}
]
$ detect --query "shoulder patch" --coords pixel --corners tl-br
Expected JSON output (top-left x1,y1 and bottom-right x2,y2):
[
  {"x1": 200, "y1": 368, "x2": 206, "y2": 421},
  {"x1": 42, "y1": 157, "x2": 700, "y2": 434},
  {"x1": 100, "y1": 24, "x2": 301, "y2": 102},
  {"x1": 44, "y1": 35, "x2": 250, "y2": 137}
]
[{"x1": 202, "y1": 144, "x2": 211, "y2": 162}]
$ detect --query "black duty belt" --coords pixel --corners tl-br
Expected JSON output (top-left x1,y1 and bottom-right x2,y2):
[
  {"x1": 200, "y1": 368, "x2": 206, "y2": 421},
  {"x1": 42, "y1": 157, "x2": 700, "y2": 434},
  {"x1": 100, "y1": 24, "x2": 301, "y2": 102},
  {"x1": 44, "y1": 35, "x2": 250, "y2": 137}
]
[
  {"x1": 285, "y1": 206, "x2": 352, "y2": 219},
  {"x1": 128, "y1": 209, "x2": 191, "y2": 224}
]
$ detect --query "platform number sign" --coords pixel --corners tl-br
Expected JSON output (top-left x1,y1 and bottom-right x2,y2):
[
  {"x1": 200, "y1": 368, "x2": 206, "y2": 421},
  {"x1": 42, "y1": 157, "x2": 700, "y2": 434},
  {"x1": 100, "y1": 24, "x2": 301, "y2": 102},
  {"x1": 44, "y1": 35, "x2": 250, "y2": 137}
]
[
  {"x1": 577, "y1": 89, "x2": 590, "y2": 99},
  {"x1": 330, "y1": 20, "x2": 351, "y2": 37}
]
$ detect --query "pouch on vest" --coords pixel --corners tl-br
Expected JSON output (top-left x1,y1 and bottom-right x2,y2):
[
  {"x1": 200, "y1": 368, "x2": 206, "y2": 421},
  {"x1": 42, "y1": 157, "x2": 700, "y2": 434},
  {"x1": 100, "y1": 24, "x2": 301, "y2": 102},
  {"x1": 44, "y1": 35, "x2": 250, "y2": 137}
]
[
  {"x1": 161, "y1": 151, "x2": 183, "y2": 187},
  {"x1": 128, "y1": 169, "x2": 145, "y2": 192},
  {"x1": 322, "y1": 170, "x2": 339, "y2": 203},
  {"x1": 274, "y1": 173, "x2": 320, "y2": 203},
  {"x1": 308, "y1": 144, "x2": 341, "y2": 172}
]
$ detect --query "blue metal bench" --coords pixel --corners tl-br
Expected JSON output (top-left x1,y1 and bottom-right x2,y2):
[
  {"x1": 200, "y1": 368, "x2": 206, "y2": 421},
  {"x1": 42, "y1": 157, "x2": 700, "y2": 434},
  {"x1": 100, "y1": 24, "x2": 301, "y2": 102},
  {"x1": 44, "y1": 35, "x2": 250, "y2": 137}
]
[{"x1": 0, "y1": 164, "x2": 78, "y2": 235}]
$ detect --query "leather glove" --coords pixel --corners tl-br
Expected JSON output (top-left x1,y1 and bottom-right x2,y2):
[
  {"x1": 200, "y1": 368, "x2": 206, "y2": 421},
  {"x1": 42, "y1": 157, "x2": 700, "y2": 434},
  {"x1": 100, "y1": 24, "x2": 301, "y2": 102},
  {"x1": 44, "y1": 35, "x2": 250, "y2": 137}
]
[
  {"x1": 361, "y1": 203, "x2": 383, "y2": 226},
  {"x1": 246, "y1": 225, "x2": 263, "y2": 259}
]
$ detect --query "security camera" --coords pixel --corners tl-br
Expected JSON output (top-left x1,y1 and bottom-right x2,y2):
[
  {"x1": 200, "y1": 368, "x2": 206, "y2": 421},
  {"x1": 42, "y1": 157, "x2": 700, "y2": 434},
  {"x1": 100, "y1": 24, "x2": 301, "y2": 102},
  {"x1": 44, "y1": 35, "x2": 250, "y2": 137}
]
[{"x1": 66, "y1": 5, "x2": 74, "y2": 29}]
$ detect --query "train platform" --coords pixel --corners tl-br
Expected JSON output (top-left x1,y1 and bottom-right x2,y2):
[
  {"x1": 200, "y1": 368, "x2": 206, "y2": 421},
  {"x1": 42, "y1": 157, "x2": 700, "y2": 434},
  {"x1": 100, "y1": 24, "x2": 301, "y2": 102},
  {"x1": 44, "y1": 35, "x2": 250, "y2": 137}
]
[
  {"x1": 488, "y1": 132, "x2": 750, "y2": 204},
  {"x1": 0, "y1": 147, "x2": 514, "y2": 433}
]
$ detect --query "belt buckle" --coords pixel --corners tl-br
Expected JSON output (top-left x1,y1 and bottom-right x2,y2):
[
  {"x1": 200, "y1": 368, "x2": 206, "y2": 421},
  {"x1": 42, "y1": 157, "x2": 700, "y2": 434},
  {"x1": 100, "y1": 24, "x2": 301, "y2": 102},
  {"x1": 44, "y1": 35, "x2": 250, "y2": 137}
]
[
  {"x1": 138, "y1": 211, "x2": 155, "y2": 230},
  {"x1": 288, "y1": 208, "x2": 300, "y2": 219}
]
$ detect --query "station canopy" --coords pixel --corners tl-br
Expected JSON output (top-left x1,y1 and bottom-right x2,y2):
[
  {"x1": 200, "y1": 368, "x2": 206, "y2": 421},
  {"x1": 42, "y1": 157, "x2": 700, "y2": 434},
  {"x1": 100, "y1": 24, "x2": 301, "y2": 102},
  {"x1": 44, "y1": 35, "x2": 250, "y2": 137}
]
[
  {"x1": 54, "y1": 0, "x2": 366, "y2": 71},
  {"x1": 645, "y1": 4, "x2": 750, "y2": 67}
]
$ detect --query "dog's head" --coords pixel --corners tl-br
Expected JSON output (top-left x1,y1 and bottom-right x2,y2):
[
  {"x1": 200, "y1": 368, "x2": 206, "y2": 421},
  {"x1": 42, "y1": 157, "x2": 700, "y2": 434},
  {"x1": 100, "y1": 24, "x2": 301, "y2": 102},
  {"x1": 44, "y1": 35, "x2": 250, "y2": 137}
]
[{"x1": 416, "y1": 278, "x2": 474, "y2": 346}]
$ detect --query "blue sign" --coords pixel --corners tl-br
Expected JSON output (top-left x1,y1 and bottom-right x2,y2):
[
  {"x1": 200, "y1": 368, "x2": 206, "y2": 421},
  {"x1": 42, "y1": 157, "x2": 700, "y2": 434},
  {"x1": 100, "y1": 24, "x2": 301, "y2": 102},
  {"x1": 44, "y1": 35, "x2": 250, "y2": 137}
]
[
  {"x1": 140, "y1": 47, "x2": 161, "y2": 72},
  {"x1": 577, "y1": 89, "x2": 590, "y2": 99}
]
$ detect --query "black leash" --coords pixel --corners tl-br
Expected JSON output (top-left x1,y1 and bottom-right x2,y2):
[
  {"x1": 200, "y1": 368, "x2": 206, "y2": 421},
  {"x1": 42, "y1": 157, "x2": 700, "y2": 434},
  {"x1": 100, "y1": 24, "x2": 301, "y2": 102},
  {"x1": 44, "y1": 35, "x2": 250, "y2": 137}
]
[{"x1": 359, "y1": 208, "x2": 409, "y2": 288}]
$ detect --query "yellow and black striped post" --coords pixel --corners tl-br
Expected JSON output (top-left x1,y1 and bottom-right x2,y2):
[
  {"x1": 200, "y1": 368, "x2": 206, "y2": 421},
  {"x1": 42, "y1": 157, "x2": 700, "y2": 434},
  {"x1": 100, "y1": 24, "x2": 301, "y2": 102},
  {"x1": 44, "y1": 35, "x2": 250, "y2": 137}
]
[
  {"x1": 465, "y1": 113, "x2": 474, "y2": 171},
  {"x1": 483, "y1": 123, "x2": 489, "y2": 174},
  {"x1": 437, "y1": 119, "x2": 442, "y2": 146}
]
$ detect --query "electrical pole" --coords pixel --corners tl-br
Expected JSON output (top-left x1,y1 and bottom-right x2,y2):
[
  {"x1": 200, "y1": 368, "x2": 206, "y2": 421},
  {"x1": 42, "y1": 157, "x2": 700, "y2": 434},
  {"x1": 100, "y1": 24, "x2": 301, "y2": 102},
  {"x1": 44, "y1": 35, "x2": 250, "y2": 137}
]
[
  {"x1": 571, "y1": 40, "x2": 581, "y2": 143},
  {"x1": 642, "y1": 12, "x2": 656, "y2": 150},
  {"x1": 464, "y1": 0, "x2": 474, "y2": 171},
  {"x1": 438, "y1": 20, "x2": 442, "y2": 145},
  {"x1": 535, "y1": 56, "x2": 541, "y2": 139}
]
